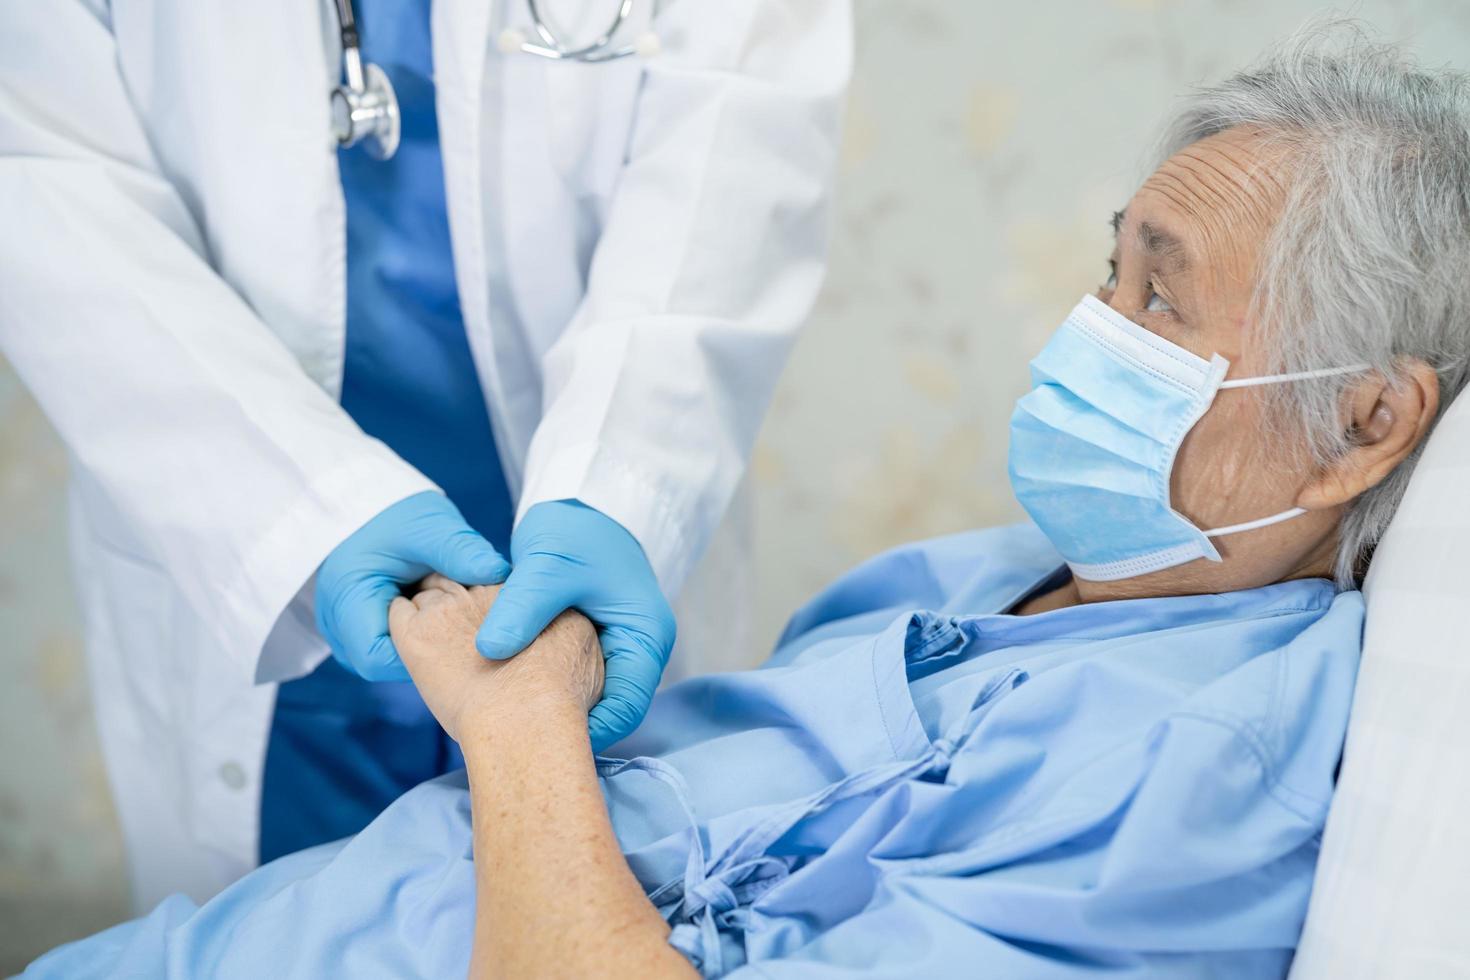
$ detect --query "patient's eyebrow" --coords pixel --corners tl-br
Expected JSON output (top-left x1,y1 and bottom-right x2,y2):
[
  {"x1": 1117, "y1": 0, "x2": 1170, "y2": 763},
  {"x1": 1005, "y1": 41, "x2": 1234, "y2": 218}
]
[
  {"x1": 1137, "y1": 220, "x2": 1190, "y2": 272},
  {"x1": 1111, "y1": 210, "x2": 1190, "y2": 273}
]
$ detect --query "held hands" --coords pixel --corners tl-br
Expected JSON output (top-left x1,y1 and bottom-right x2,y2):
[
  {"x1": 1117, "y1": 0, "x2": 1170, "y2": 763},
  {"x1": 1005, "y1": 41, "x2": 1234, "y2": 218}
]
[
  {"x1": 477, "y1": 500, "x2": 676, "y2": 752},
  {"x1": 315, "y1": 491, "x2": 509, "y2": 681},
  {"x1": 317, "y1": 493, "x2": 673, "y2": 748},
  {"x1": 389, "y1": 575, "x2": 604, "y2": 743}
]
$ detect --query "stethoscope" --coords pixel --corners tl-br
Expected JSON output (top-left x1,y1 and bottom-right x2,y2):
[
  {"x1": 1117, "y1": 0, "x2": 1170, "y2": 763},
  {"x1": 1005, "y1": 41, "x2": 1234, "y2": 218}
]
[{"x1": 330, "y1": 0, "x2": 662, "y2": 161}]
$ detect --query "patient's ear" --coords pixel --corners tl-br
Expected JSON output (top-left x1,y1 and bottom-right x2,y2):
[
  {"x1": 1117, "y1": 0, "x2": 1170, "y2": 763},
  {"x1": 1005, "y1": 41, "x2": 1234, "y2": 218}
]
[{"x1": 1297, "y1": 358, "x2": 1439, "y2": 509}]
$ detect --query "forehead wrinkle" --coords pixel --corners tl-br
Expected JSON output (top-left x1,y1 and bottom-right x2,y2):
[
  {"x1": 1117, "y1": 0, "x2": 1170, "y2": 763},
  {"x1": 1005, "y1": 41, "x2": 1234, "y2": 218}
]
[
  {"x1": 1134, "y1": 169, "x2": 1217, "y2": 264},
  {"x1": 1206, "y1": 131, "x2": 1292, "y2": 201},
  {"x1": 1136, "y1": 154, "x2": 1276, "y2": 287},
  {"x1": 1155, "y1": 153, "x2": 1245, "y2": 228},
  {"x1": 1151, "y1": 136, "x2": 1289, "y2": 266},
  {"x1": 1174, "y1": 146, "x2": 1281, "y2": 235}
]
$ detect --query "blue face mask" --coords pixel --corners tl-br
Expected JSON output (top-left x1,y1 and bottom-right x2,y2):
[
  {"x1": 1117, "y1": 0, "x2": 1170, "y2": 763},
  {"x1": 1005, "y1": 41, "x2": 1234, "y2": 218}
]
[{"x1": 1008, "y1": 294, "x2": 1367, "y2": 582}]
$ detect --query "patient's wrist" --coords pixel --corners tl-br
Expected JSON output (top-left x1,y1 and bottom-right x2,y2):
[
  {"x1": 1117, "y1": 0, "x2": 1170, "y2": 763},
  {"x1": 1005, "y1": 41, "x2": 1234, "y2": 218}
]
[{"x1": 460, "y1": 688, "x2": 588, "y2": 756}]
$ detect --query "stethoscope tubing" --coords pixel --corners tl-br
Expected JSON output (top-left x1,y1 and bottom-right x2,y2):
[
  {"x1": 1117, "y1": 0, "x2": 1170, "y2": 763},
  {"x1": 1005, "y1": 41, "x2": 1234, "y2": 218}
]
[
  {"x1": 331, "y1": 0, "x2": 658, "y2": 158},
  {"x1": 522, "y1": 0, "x2": 637, "y2": 61}
]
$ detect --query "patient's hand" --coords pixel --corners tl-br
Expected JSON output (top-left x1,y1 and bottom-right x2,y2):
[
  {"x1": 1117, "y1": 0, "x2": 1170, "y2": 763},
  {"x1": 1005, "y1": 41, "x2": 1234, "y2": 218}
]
[{"x1": 388, "y1": 574, "x2": 604, "y2": 743}]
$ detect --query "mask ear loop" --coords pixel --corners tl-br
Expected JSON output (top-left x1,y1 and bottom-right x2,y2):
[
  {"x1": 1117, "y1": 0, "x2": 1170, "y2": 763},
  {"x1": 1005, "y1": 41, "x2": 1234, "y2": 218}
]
[
  {"x1": 1217, "y1": 363, "x2": 1371, "y2": 389},
  {"x1": 1203, "y1": 361, "x2": 1372, "y2": 536},
  {"x1": 1204, "y1": 507, "x2": 1307, "y2": 537}
]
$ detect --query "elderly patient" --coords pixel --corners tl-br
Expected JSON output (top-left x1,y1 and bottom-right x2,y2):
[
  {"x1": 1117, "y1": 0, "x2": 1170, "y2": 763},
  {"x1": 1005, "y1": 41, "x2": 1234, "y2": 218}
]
[{"x1": 28, "y1": 28, "x2": 1470, "y2": 980}]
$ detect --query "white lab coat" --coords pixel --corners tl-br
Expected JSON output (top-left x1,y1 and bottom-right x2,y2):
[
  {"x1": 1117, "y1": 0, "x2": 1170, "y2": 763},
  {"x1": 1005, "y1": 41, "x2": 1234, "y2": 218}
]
[{"x1": 0, "y1": 0, "x2": 850, "y2": 908}]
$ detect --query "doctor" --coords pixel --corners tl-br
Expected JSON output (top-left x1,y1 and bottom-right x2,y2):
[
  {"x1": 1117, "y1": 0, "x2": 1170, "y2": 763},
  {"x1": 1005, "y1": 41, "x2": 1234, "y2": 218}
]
[{"x1": 0, "y1": 0, "x2": 851, "y2": 908}]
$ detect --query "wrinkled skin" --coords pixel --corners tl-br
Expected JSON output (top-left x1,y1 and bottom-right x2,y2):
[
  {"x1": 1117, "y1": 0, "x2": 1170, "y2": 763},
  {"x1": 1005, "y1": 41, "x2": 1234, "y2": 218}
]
[
  {"x1": 1019, "y1": 125, "x2": 1440, "y2": 613},
  {"x1": 389, "y1": 575, "x2": 604, "y2": 744}
]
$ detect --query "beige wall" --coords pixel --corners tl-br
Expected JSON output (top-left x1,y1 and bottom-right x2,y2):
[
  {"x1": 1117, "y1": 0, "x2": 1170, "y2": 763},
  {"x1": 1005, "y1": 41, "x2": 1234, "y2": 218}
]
[{"x1": 3, "y1": 0, "x2": 1467, "y2": 969}]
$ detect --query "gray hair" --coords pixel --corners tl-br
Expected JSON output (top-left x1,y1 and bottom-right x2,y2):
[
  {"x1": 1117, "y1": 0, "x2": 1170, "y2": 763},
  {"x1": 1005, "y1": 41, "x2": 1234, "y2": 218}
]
[{"x1": 1154, "y1": 20, "x2": 1470, "y2": 587}]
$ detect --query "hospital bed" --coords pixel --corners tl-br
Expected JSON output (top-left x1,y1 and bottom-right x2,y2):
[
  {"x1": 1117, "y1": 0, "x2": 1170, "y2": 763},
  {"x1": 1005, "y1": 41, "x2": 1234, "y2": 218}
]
[{"x1": 1290, "y1": 388, "x2": 1470, "y2": 979}]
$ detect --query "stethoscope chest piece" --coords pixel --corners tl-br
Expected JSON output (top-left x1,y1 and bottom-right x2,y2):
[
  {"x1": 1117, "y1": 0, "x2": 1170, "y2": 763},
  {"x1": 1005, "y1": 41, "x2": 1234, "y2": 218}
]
[
  {"x1": 330, "y1": 0, "x2": 400, "y2": 160},
  {"x1": 331, "y1": 59, "x2": 400, "y2": 160}
]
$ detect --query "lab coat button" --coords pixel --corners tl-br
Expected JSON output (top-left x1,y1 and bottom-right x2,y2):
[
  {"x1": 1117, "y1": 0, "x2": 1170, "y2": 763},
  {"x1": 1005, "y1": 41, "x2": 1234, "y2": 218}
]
[{"x1": 218, "y1": 761, "x2": 247, "y2": 790}]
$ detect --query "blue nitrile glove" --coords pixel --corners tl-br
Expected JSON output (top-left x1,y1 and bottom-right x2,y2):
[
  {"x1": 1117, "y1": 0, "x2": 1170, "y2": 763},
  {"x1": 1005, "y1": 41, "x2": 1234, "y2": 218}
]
[
  {"x1": 316, "y1": 491, "x2": 510, "y2": 681},
  {"x1": 477, "y1": 499, "x2": 676, "y2": 751}
]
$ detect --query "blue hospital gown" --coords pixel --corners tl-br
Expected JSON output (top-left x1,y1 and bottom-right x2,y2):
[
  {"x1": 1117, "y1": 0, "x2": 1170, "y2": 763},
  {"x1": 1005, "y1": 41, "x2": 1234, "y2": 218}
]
[{"x1": 26, "y1": 524, "x2": 1363, "y2": 978}]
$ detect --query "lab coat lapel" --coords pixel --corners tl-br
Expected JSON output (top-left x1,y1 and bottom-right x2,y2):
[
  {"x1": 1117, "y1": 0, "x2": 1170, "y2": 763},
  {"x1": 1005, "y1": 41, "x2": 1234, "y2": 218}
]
[
  {"x1": 433, "y1": 0, "x2": 526, "y2": 489},
  {"x1": 179, "y1": 1, "x2": 348, "y2": 392}
]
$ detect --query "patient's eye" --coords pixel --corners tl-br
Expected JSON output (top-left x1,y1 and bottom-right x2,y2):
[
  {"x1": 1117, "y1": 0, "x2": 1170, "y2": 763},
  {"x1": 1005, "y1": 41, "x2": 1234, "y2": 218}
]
[
  {"x1": 1144, "y1": 283, "x2": 1173, "y2": 314},
  {"x1": 1100, "y1": 262, "x2": 1117, "y2": 294}
]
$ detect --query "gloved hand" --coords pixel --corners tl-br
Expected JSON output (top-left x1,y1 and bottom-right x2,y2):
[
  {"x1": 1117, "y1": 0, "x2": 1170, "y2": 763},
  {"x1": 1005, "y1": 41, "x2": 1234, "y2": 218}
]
[
  {"x1": 476, "y1": 499, "x2": 675, "y2": 751},
  {"x1": 316, "y1": 490, "x2": 510, "y2": 681}
]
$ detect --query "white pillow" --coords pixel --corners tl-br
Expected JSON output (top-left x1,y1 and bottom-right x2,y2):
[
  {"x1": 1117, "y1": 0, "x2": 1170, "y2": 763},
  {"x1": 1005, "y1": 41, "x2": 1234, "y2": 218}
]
[{"x1": 1290, "y1": 388, "x2": 1470, "y2": 979}]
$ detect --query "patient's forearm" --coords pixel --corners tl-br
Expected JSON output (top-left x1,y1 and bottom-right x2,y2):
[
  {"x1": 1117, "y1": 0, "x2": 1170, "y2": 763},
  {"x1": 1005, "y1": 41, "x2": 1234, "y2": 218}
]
[{"x1": 463, "y1": 696, "x2": 697, "y2": 980}]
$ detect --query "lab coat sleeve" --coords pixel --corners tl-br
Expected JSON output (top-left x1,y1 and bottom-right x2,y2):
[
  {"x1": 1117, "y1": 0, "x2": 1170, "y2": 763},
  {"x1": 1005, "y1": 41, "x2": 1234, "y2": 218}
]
[
  {"x1": 0, "y1": 0, "x2": 435, "y2": 682},
  {"x1": 515, "y1": 0, "x2": 853, "y2": 595}
]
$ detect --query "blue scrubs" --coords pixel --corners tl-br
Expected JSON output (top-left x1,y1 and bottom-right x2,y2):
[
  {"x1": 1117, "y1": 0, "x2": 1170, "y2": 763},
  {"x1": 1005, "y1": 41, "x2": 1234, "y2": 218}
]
[
  {"x1": 34, "y1": 524, "x2": 1364, "y2": 978},
  {"x1": 259, "y1": 0, "x2": 514, "y2": 863}
]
